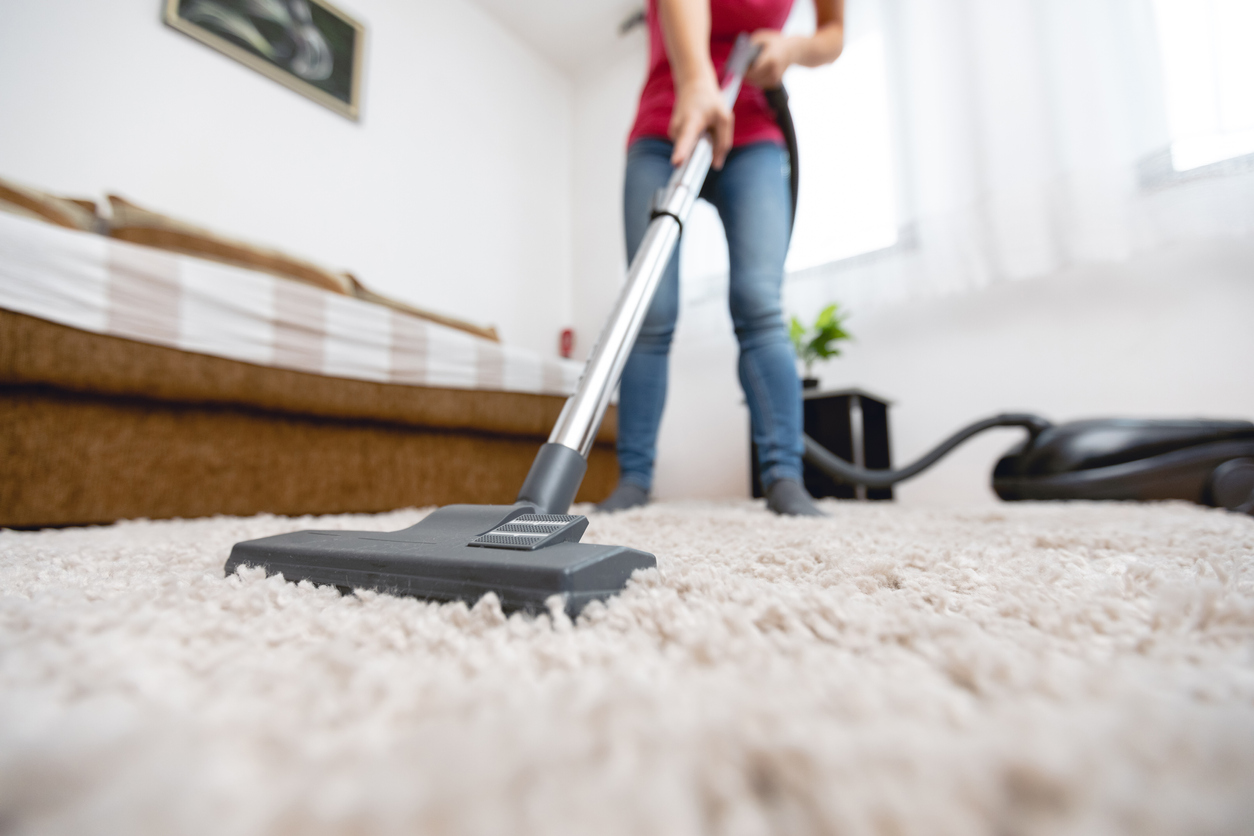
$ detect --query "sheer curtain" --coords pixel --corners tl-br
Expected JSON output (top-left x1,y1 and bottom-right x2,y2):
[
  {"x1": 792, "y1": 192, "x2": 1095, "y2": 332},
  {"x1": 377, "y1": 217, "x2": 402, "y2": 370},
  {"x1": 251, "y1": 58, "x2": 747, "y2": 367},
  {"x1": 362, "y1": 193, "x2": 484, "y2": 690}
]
[{"x1": 784, "y1": 0, "x2": 1254, "y2": 318}]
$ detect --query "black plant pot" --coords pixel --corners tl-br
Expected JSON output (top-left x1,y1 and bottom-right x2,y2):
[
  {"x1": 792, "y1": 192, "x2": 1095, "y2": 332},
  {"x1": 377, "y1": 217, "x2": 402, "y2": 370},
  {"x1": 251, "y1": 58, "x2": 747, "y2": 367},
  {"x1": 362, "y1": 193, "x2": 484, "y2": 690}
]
[{"x1": 802, "y1": 377, "x2": 820, "y2": 390}]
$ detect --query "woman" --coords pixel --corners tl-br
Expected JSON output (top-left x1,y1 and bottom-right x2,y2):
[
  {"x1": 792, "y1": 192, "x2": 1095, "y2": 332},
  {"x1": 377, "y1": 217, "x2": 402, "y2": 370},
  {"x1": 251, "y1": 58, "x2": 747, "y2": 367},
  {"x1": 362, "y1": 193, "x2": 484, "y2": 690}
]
[{"x1": 598, "y1": 0, "x2": 845, "y2": 515}]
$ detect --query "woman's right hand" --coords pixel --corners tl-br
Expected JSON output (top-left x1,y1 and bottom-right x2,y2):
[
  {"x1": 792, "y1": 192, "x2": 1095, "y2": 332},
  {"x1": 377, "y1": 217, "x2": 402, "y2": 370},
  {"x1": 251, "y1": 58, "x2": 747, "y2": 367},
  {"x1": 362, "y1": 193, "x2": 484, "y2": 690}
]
[{"x1": 668, "y1": 73, "x2": 734, "y2": 169}]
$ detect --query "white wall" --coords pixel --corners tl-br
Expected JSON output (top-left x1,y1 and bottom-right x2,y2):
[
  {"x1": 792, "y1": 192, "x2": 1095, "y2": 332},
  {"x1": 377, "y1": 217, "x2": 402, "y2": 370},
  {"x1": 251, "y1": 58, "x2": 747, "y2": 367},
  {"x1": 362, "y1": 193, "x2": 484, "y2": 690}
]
[
  {"x1": 0, "y1": 0, "x2": 572, "y2": 354},
  {"x1": 569, "y1": 39, "x2": 646, "y2": 362}
]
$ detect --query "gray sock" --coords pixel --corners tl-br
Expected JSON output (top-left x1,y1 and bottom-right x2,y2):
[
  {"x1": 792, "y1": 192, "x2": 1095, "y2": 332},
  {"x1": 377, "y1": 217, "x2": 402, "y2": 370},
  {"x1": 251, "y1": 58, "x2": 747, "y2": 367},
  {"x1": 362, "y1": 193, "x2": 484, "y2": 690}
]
[
  {"x1": 766, "y1": 478, "x2": 826, "y2": 517},
  {"x1": 595, "y1": 481, "x2": 649, "y2": 513}
]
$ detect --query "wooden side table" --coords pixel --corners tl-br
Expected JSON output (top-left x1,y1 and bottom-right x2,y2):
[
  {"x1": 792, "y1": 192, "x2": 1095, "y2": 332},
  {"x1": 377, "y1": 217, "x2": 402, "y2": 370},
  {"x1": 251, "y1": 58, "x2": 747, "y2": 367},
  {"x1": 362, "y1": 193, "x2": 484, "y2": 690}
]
[{"x1": 751, "y1": 388, "x2": 894, "y2": 501}]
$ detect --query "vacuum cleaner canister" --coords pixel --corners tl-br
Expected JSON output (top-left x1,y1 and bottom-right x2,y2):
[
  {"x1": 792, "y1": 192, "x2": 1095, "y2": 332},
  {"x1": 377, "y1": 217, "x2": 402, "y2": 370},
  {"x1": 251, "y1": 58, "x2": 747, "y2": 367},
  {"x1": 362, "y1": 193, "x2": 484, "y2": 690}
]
[
  {"x1": 802, "y1": 414, "x2": 1254, "y2": 515},
  {"x1": 993, "y1": 418, "x2": 1254, "y2": 513}
]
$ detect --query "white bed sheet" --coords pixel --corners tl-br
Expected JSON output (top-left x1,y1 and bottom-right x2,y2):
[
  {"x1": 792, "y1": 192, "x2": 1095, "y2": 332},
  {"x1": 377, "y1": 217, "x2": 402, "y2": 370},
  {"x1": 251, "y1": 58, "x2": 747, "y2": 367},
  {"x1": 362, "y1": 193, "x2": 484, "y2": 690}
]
[{"x1": 0, "y1": 212, "x2": 580, "y2": 395}]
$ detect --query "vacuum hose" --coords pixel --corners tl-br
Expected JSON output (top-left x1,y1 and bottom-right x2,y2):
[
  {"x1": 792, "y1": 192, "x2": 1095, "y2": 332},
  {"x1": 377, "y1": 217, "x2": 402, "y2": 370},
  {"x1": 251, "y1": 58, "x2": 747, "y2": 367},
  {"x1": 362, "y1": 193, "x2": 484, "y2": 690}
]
[
  {"x1": 802, "y1": 413, "x2": 1053, "y2": 489},
  {"x1": 764, "y1": 86, "x2": 800, "y2": 230}
]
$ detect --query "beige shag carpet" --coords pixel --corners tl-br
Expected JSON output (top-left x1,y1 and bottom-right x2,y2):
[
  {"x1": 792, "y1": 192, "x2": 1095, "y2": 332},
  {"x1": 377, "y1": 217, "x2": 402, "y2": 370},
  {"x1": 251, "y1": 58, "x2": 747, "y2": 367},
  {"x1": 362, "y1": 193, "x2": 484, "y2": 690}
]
[{"x1": 2, "y1": 500, "x2": 1253, "y2": 836}]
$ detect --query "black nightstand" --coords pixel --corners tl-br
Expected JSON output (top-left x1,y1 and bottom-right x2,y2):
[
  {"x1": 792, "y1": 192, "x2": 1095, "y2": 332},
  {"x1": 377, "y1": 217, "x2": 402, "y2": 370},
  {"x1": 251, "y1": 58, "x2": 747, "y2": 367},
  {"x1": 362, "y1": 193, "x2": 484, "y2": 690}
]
[{"x1": 751, "y1": 388, "x2": 893, "y2": 501}]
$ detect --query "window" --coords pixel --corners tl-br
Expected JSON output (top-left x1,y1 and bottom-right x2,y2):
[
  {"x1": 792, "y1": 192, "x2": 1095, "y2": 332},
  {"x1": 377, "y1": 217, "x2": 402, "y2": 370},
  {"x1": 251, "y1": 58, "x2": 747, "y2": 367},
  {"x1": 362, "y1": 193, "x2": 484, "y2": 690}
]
[
  {"x1": 780, "y1": 0, "x2": 898, "y2": 271},
  {"x1": 1152, "y1": 0, "x2": 1254, "y2": 171}
]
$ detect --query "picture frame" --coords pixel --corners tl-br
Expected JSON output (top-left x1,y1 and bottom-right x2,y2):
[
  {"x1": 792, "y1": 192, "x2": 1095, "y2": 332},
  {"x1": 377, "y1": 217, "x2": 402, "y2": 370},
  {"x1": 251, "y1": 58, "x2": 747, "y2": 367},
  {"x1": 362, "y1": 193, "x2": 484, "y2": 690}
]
[{"x1": 163, "y1": 0, "x2": 365, "y2": 121}]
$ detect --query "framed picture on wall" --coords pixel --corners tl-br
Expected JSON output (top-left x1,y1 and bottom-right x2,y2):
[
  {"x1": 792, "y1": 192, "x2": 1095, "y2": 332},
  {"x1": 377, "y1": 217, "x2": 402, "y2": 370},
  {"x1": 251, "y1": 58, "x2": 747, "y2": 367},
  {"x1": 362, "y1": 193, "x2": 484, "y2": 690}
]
[{"x1": 164, "y1": 0, "x2": 364, "y2": 120}]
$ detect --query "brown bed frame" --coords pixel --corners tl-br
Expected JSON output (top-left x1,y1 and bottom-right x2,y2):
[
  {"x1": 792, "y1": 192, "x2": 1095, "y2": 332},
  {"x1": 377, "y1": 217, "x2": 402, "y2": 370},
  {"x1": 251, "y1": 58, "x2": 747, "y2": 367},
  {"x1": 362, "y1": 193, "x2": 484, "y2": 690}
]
[{"x1": 0, "y1": 310, "x2": 617, "y2": 527}]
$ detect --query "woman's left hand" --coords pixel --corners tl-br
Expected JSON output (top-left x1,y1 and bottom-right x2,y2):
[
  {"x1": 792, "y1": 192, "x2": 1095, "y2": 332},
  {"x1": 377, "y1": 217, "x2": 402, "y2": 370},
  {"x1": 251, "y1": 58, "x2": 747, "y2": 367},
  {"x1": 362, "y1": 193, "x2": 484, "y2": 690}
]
[
  {"x1": 746, "y1": 2, "x2": 846, "y2": 89},
  {"x1": 746, "y1": 29, "x2": 796, "y2": 89}
]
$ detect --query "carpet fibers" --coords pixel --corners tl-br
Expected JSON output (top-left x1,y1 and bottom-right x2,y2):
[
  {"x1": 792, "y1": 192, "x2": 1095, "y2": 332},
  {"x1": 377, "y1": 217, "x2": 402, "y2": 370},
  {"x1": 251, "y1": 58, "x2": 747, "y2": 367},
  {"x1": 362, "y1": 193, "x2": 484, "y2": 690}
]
[{"x1": 1, "y1": 501, "x2": 1252, "y2": 835}]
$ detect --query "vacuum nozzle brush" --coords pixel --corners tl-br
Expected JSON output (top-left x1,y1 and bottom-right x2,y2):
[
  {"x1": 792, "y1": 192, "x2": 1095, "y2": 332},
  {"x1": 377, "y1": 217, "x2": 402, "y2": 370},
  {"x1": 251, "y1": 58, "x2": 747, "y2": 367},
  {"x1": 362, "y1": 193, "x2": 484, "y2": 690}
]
[{"x1": 226, "y1": 504, "x2": 655, "y2": 617}]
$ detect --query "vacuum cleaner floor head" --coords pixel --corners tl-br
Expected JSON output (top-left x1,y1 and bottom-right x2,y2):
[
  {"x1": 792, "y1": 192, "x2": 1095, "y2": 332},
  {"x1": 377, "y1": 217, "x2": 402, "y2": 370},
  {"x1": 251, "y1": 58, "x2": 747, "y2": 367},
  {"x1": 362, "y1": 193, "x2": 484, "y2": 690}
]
[
  {"x1": 226, "y1": 504, "x2": 656, "y2": 616},
  {"x1": 993, "y1": 418, "x2": 1254, "y2": 513}
]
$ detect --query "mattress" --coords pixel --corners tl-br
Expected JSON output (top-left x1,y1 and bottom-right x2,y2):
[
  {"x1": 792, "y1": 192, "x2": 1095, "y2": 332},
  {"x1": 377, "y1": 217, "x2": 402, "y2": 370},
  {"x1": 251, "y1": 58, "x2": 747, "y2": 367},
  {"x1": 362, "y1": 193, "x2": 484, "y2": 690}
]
[{"x1": 0, "y1": 211, "x2": 581, "y2": 396}]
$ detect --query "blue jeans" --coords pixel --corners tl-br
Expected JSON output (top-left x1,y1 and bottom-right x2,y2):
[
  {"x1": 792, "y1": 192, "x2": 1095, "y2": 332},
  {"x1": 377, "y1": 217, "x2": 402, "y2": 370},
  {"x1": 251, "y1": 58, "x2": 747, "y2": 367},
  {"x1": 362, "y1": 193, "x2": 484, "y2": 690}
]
[{"x1": 618, "y1": 138, "x2": 804, "y2": 492}]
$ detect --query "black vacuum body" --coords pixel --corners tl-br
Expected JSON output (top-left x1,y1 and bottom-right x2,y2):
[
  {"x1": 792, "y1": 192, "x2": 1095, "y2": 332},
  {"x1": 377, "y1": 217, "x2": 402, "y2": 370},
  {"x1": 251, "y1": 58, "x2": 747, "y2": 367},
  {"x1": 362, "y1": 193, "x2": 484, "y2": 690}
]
[
  {"x1": 993, "y1": 418, "x2": 1254, "y2": 512},
  {"x1": 802, "y1": 415, "x2": 1254, "y2": 516}
]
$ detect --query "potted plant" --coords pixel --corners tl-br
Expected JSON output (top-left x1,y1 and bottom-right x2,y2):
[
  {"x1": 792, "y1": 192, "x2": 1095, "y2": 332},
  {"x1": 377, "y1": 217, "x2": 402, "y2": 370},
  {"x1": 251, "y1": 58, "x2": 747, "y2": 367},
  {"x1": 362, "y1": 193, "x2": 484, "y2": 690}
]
[{"x1": 788, "y1": 303, "x2": 852, "y2": 389}]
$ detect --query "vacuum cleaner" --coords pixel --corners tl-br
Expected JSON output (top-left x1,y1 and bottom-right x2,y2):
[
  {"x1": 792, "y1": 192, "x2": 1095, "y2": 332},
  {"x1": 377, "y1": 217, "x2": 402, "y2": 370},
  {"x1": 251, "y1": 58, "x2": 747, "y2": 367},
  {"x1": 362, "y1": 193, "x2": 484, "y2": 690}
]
[
  {"x1": 224, "y1": 36, "x2": 767, "y2": 616},
  {"x1": 801, "y1": 416, "x2": 1254, "y2": 515}
]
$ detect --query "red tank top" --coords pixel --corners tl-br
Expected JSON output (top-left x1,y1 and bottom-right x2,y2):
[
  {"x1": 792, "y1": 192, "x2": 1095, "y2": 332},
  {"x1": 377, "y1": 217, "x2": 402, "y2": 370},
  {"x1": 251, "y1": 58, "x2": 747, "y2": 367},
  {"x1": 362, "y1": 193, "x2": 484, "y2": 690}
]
[{"x1": 628, "y1": 0, "x2": 795, "y2": 149}]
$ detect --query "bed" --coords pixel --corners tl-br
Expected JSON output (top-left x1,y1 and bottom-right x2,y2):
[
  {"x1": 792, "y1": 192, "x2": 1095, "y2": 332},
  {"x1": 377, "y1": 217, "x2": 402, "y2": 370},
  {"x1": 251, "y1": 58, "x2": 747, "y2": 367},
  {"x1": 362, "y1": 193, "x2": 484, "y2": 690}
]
[{"x1": 0, "y1": 209, "x2": 616, "y2": 528}]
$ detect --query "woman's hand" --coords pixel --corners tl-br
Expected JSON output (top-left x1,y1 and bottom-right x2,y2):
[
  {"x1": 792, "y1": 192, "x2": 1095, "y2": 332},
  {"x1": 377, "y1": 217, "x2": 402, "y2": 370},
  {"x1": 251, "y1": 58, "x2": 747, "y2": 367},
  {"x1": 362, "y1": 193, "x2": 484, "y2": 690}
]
[
  {"x1": 668, "y1": 73, "x2": 734, "y2": 169},
  {"x1": 746, "y1": 30, "x2": 797, "y2": 90},
  {"x1": 656, "y1": 0, "x2": 734, "y2": 168},
  {"x1": 746, "y1": 1, "x2": 846, "y2": 91}
]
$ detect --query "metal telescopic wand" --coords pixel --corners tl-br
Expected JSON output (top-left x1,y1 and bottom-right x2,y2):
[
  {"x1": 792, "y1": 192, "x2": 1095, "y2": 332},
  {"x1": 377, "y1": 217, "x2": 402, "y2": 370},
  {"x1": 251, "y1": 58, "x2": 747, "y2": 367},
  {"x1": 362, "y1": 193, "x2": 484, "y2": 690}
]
[{"x1": 516, "y1": 34, "x2": 761, "y2": 513}]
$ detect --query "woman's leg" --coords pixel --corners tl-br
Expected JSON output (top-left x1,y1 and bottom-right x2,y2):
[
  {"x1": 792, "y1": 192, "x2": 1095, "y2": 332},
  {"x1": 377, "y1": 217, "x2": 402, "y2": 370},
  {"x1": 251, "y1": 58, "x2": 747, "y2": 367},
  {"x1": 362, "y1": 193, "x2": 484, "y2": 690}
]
[
  {"x1": 609, "y1": 138, "x2": 682, "y2": 498},
  {"x1": 708, "y1": 142, "x2": 817, "y2": 512}
]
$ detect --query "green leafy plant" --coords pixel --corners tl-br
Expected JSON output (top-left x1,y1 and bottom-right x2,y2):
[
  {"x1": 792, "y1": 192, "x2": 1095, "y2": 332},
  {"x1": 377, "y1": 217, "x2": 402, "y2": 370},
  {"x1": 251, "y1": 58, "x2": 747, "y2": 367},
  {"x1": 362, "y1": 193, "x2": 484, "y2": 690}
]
[{"x1": 789, "y1": 303, "x2": 852, "y2": 378}]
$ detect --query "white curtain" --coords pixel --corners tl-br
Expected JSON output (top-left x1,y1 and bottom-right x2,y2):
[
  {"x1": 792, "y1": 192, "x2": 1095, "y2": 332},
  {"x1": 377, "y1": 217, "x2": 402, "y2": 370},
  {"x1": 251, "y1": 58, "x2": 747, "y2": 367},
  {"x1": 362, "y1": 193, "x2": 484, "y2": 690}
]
[{"x1": 784, "y1": 0, "x2": 1254, "y2": 318}]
